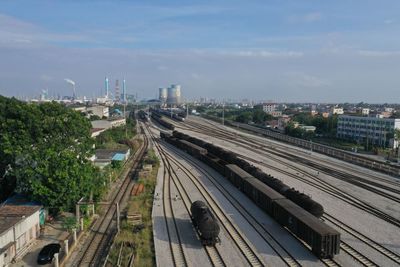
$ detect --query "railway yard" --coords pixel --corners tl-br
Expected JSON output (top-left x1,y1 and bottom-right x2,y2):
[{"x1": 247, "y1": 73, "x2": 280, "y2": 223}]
[{"x1": 146, "y1": 112, "x2": 400, "y2": 267}]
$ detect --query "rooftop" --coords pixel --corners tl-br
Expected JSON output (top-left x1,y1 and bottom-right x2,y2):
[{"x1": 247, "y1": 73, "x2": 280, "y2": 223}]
[
  {"x1": 0, "y1": 217, "x2": 22, "y2": 236},
  {"x1": 0, "y1": 205, "x2": 41, "y2": 235},
  {"x1": 112, "y1": 153, "x2": 126, "y2": 161},
  {"x1": 95, "y1": 148, "x2": 129, "y2": 160},
  {"x1": 0, "y1": 205, "x2": 41, "y2": 217},
  {"x1": 90, "y1": 128, "x2": 105, "y2": 133}
]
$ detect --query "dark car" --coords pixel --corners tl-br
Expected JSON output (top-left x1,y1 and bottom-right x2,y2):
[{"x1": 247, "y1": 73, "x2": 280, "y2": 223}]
[{"x1": 37, "y1": 243, "x2": 61, "y2": 265}]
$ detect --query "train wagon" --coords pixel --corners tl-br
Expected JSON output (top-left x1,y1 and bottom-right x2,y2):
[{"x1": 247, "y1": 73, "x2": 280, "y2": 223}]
[
  {"x1": 178, "y1": 140, "x2": 207, "y2": 158},
  {"x1": 242, "y1": 176, "x2": 286, "y2": 215},
  {"x1": 272, "y1": 198, "x2": 340, "y2": 258},
  {"x1": 191, "y1": 201, "x2": 220, "y2": 246},
  {"x1": 160, "y1": 131, "x2": 171, "y2": 139},
  {"x1": 224, "y1": 164, "x2": 253, "y2": 191},
  {"x1": 201, "y1": 154, "x2": 226, "y2": 175}
]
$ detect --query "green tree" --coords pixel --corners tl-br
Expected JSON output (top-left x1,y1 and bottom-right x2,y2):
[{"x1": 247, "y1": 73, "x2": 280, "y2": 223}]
[
  {"x1": 235, "y1": 112, "x2": 253, "y2": 123},
  {"x1": 0, "y1": 96, "x2": 103, "y2": 214},
  {"x1": 252, "y1": 109, "x2": 267, "y2": 124}
]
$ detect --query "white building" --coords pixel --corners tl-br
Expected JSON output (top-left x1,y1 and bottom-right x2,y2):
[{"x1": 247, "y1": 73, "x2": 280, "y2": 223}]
[
  {"x1": 0, "y1": 206, "x2": 41, "y2": 266},
  {"x1": 91, "y1": 118, "x2": 126, "y2": 130},
  {"x1": 337, "y1": 115, "x2": 400, "y2": 148},
  {"x1": 361, "y1": 108, "x2": 370, "y2": 116},
  {"x1": 331, "y1": 107, "x2": 344, "y2": 115},
  {"x1": 262, "y1": 103, "x2": 278, "y2": 114},
  {"x1": 87, "y1": 106, "x2": 109, "y2": 118}
]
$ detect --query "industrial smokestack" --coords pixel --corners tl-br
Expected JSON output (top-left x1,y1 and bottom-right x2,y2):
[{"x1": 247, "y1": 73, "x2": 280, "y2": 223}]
[
  {"x1": 105, "y1": 77, "x2": 109, "y2": 98},
  {"x1": 122, "y1": 79, "x2": 126, "y2": 103},
  {"x1": 115, "y1": 79, "x2": 120, "y2": 102},
  {"x1": 64, "y1": 78, "x2": 76, "y2": 99}
]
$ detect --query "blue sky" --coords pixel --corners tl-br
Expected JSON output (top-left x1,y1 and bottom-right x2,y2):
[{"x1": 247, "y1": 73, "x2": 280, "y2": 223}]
[{"x1": 1, "y1": 1, "x2": 400, "y2": 102}]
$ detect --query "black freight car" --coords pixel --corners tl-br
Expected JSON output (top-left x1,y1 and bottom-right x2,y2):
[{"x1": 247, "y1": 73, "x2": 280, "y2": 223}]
[
  {"x1": 273, "y1": 199, "x2": 340, "y2": 258},
  {"x1": 178, "y1": 140, "x2": 207, "y2": 158},
  {"x1": 224, "y1": 164, "x2": 253, "y2": 191},
  {"x1": 201, "y1": 154, "x2": 226, "y2": 175},
  {"x1": 160, "y1": 131, "x2": 171, "y2": 139},
  {"x1": 191, "y1": 201, "x2": 220, "y2": 245},
  {"x1": 243, "y1": 177, "x2": 286, "y2": 215},
  {"x1": 172, "y1": 132, "x2": 324, "y2": 218},
  {"x1": 164, "y1": 136, "x2": 340, "y2": 258},
  {"x1": 151, "y1": 113, "x2": 175, "y2": 130}
]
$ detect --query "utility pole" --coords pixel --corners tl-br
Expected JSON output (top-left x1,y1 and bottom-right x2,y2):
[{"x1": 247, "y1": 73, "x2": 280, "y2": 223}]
[
  {"x1": 124, "y1": 102, "x2": 127, "y2": 138},
  {"x1": 222, "y1": 100, "x2": 225, "y2": 126},
  {"x1": 398, "y1": 143, "x2": 400, "y2": 164},
  {"x1": 186, "y1": 101, "x2": 189, "y2": 117},
  {"x1": 116, "y1": 202, "x2": 120, "y2": 233}
]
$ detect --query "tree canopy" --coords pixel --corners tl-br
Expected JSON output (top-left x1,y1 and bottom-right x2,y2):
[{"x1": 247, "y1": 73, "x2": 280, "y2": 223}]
[{"x1": 0, "y1": 96, "x2": 103, "y2": 214}]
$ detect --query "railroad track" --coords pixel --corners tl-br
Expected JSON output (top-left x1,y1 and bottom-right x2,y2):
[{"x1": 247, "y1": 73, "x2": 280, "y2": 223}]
[
  {"x1": 162, "y1": 158, "x2": 188, "y2": 266},
  {"x1": 145, "y1": 124, "x2": 224, "y2": 267},
  {"x1": 323, "y1": 213, "x2": 400, "y2": 266},
  {"x1": 72, "y1": 128, "x2": 148, "y2": 267},
  {"x1": 238, "y1": 152, "x2": 400, "y2": 228},
  {"x1": 183, "y1": 119, "x2": 400, "y2": 193},
  {"x1": 339, "y1": 241, "x2": 378, "y2": 267},
  {"x1": 158, "y1": 136, "x2": 348, "y2": 267},
  {"x1": 162, "y1": 117, "x2": 400, "y2": 266},
  {"x1": 160, "y1": 139, "x2": 303, "y2": 267},
  {"x1": 172, "y1": 120, "x2": 400, "y2": 264},
  {"x1": 179, "y1": 120, "x2": 400, "y2": 228},
  {"x1": 145, "y1": 124, "x2": 265, "y2": 266}
]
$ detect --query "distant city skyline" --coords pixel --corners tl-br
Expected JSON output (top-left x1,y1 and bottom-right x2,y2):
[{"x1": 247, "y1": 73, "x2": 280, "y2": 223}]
[{"x1": 1, "y1": 1, "x2": 400, "y2": 102}]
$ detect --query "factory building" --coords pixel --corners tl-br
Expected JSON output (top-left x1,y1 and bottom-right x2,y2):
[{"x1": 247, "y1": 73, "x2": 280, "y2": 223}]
[
  {"x1": 159, "y1": 88, "x2": 167, "y2": 103},
  {"x1": 337, "y1": 115, "x2": 400, "y2": 148},
  {"x1": 167, "y1": 84, "x2": 182, "y2": 105},
  {"x1": 87, "y1": 105, "x2": 109, "y2": 119},
  {"x1": 159, "y1": 84, "x2": 182, "y2": 106}
]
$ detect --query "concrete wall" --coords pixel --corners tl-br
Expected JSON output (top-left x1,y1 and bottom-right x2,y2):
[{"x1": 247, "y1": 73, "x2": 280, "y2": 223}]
[
  {"x1": 0, "y1": 228, "x2": 14, "y2": 250},
  {"x1": 14, "y1": 210, "x2": 40, "y2": 251},
  {"x1": 0, "y1": 210, "x2": 40, "y2": 265}
]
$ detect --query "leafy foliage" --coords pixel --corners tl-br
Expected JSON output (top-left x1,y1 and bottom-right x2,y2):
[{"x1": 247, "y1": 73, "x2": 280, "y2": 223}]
[
  {"x1": 235, "y1": 111, "x2": 253, "y2": 123},
  {"x1": 144, "y1": 149, "x2": 159, "y2": 165},
  {"x1": 95, "y1": 113, "x2": 136, "y2": 149},
  {"x1": 291, "y1": 113, "x2": 338, "y2": 137},
  {"x1": 0, "y1": 96, "x2": 104, "y2": 214}
]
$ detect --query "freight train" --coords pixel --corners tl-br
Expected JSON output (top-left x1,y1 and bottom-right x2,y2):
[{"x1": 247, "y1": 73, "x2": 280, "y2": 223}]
[
  {"x1": 138, "y1": 110, "x2": 150, "y2": 121},
  {"x1": 171, "y1": 131, "x2": 324, "y2": 218},
  {"x1": 161, "y1": 131, "x2": 340, "y2": 258},
  {"x1": 152, "y1": 108, "x2": 186, "y2": 122},
  {"x1": 150, "y1": 112, "x2": 175, "y2": 130},
  {"x1": 190, "y1": 201, "x2": 220, "y2": 245}
]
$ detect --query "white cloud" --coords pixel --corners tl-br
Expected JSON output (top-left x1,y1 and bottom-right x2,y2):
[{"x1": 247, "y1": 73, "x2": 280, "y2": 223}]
[
  {"x1": 384, "y1": 19, "x2": 395, "y2": 25},
  {"x1": 288, "y1": 12, "x2": 322, "y2": 23},
  {"x1": 358, "y1": 50, "x2": 400, "y2": 57},
  {"x1": 285, "y1": 72, "x2": 330, "y2": 88},
  {"x1": 304, "y1": 12, "x2": 322, "y2": 22},
  {"x1": 221, "y1": 50, "x2": 303, "y2": 58},
  {"x1": 40, "y1": 74, "x2": 53, "y2": 82},
  {"x1": 0, "y1": 13, "x2": 96, "y2": 47}
]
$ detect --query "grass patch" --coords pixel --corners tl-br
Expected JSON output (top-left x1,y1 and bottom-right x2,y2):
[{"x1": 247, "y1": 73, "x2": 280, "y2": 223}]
[{"x1": 107, "y1": 149, "x2": 159, "y2": 266}]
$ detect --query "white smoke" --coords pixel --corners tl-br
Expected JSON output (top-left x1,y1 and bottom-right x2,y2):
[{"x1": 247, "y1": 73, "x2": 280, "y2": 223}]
[{"x1": 64, "y1": 78, "x2": 75, "y2": 86}]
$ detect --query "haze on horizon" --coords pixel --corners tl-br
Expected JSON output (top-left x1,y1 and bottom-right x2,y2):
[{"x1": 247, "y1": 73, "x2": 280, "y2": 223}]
[{"x1": 0, "y1": 0, "x2": 399, "y2": 103}]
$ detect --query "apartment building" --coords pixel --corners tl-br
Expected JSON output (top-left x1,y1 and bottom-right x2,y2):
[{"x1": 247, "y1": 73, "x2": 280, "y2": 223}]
[{"x1": 337, "y1": 115, "x2": 400, "y2": 148}]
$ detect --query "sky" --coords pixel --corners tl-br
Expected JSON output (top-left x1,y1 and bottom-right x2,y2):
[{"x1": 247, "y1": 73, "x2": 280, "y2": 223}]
[{"x1": 0, "y1": 0, "x2": 400, "y2": 102}]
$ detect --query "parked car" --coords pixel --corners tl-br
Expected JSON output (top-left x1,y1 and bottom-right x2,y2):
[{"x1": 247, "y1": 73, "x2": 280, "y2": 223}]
[{"x1": 37, "y1": 243, "x2": 61, "y2": 265}]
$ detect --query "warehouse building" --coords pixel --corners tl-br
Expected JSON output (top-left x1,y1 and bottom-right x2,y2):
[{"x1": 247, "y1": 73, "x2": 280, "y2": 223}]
[{"x1": 337, "y1": 115, "x2": 400, "y2": 148}]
